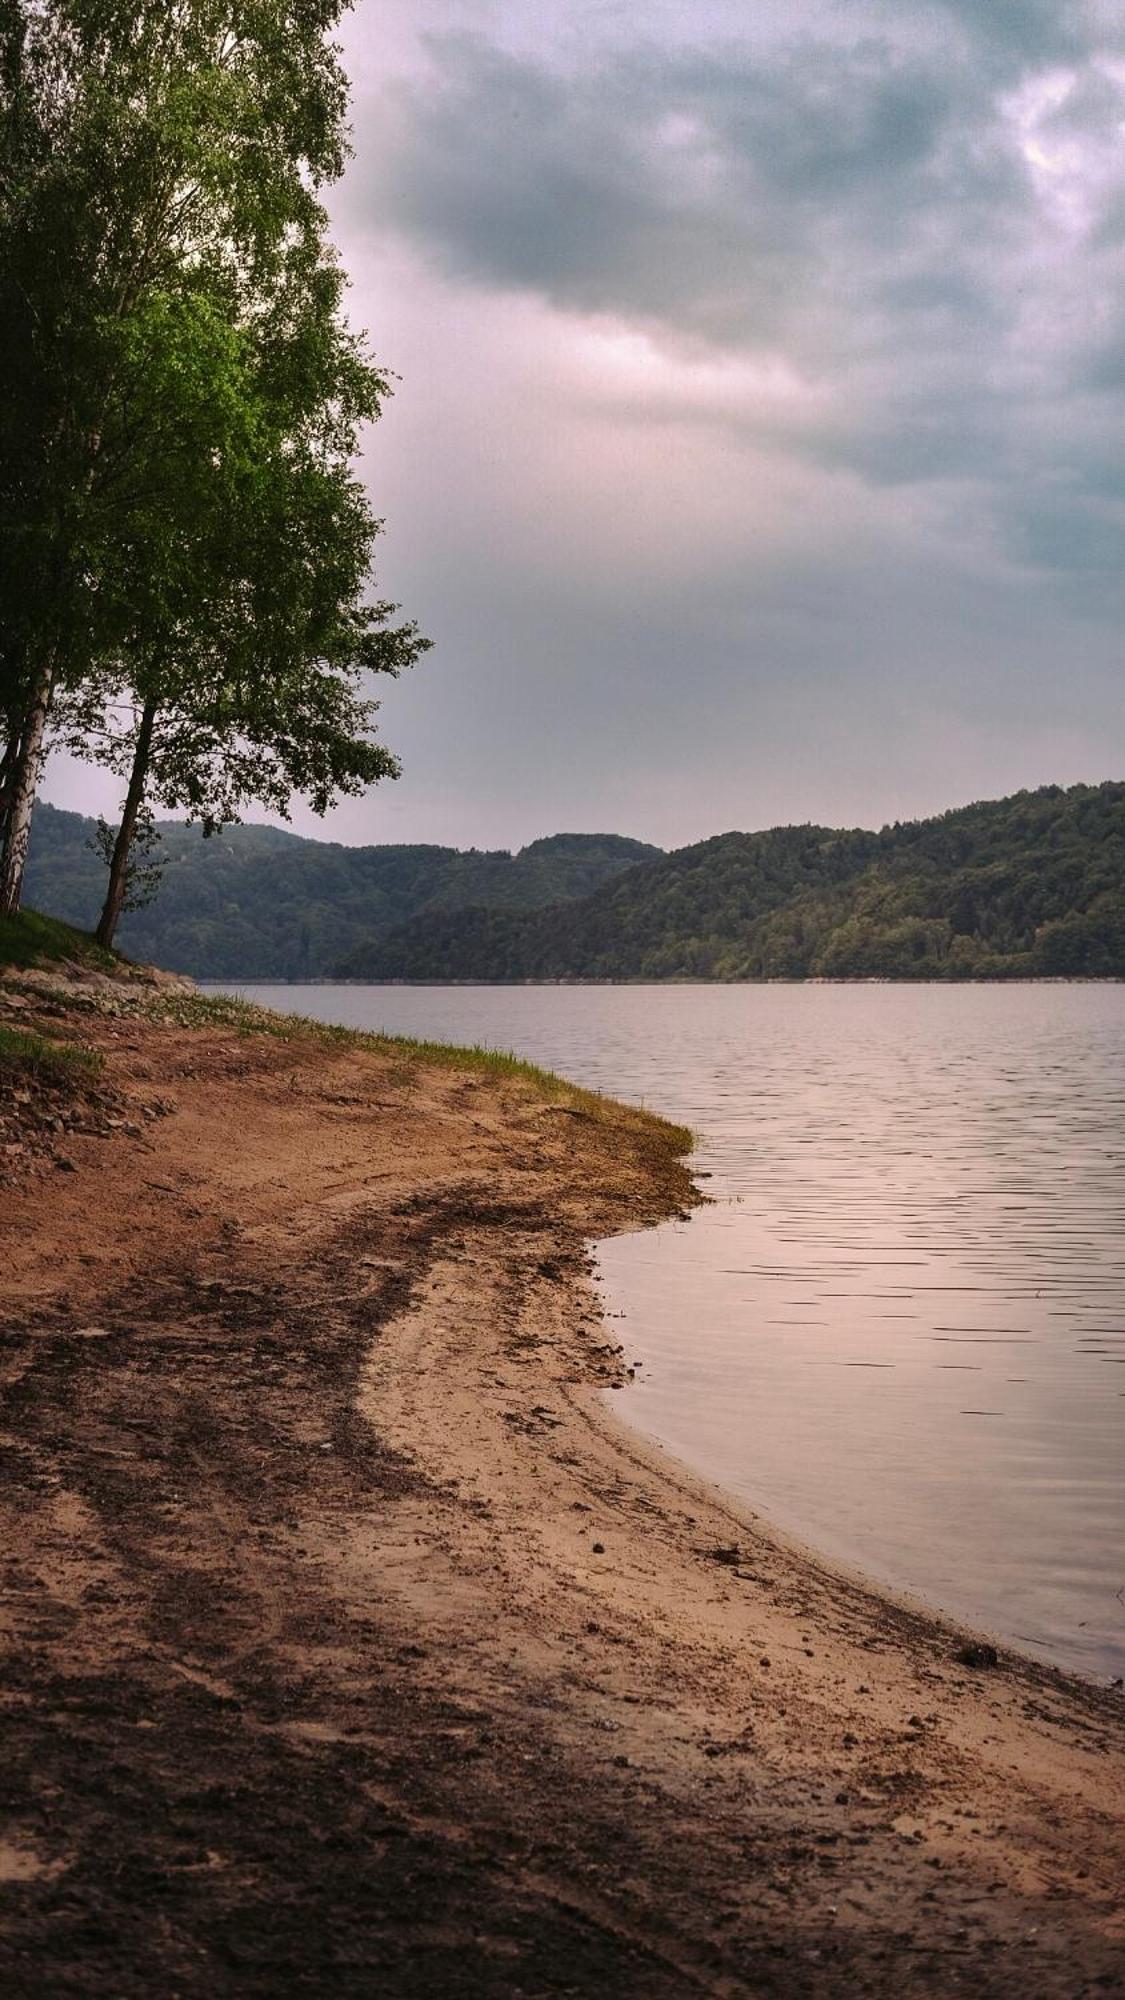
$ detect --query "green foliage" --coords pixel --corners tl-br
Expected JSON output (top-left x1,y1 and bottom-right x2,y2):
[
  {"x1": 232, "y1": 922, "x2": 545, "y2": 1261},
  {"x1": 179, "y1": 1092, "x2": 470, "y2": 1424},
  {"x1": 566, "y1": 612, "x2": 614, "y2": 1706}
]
[
  {"x1": 0, "y1": 1, "x2": 424, "y2": 923},
  {"x1": 333, "y1": 783, "x2": 1125, "y2": 983},
  {"x1": 25, "y1": 806, "x2": 661, "y2": 976},
  {"x1": 1, "y1": 0, "x2": 357, "y2": 707},
  {"x1": 57, "y1": 244, "x2": 425, "y2": 842},
  {"x1": 88, "y1": 806, "x2": 164, "y2": 912}
]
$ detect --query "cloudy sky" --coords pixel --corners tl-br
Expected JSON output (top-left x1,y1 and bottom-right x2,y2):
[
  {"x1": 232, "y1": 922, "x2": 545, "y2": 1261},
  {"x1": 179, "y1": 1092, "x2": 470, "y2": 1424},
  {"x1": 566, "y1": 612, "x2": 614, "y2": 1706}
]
[{"x1": 48, "y1": 0, "x2": 1125, "y2": 851}]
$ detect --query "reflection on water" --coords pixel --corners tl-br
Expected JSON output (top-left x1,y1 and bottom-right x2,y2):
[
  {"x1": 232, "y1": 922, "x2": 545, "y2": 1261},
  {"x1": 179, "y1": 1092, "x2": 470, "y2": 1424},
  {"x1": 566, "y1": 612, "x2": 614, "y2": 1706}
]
[{"x1": 221, "y1": 982, "x2": 1125, "y2": 1678}]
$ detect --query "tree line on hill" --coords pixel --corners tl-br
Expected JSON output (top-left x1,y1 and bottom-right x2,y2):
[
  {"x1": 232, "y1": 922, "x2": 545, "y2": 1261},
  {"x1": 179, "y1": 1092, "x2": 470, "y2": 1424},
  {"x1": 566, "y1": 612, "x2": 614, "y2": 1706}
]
[
  {"x1": 24, "y1": 805, "x2": 659, "y2": 978},
  {"x1": 0, "y1": 2, "x2": 425, "y2": 946},
  {"x1": 25, "y1": 784, "x2": 1125, "y2": 982},
  {"x1": 336, "y1": 784, "x2": 1125, "y2": 983}
]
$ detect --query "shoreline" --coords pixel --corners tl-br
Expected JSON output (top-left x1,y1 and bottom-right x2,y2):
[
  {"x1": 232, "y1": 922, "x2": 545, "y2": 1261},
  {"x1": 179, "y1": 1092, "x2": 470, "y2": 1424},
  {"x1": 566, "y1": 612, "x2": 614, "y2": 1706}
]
[
  {"x1": 204, "y1": 974, "x2": 1125, "y2": 987},
  {"x1": 596, "y1": 1376, "x2": 1087, "y2": 1689},
  {"x1": 601, "y1": 1352, "x2": 1115, "y2": 1691},
  {"x1": 1, "y1": 966, "x2": 1122, "y2": 1995}
]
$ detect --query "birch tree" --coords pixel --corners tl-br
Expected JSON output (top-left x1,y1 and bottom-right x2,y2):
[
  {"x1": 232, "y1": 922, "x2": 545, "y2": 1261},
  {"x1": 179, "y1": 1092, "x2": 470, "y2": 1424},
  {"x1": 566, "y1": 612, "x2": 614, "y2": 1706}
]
[
  {"x1": 0, "y1": 0, "x2": 367, "y2": 913},
  {"x1": 63, "y1": 233, "x2": 426, "y2": 949}
]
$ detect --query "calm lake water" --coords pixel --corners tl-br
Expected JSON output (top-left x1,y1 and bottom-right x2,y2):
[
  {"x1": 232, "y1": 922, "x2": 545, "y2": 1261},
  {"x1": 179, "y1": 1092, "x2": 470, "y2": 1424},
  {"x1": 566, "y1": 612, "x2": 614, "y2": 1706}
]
[{"x1": 218, "y1": 983, "x2": 1125, "y2": 1679}]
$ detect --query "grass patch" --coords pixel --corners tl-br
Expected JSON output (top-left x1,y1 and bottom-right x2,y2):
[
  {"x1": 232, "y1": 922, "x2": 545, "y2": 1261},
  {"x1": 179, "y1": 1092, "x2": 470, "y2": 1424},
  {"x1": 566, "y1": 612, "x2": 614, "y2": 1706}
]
[
  {"x1": 0, "y1": 1024, "x2": 102, "y2": 1085},
  {"x1": 152, "y1": 990, "x2": 695, "y2": 1156},
  {"x1": 0, "y1": 907, "x2": 118, "y2": 974}
]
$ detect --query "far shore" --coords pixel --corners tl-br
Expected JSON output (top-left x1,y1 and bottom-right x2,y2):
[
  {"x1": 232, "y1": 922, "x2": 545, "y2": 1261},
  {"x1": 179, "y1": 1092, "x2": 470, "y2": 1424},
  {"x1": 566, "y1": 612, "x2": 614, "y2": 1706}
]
[
  {"x1": 1, "y1": 960, "x2": 1122, "y2": 1997},
  {"x1": 201, "y1": 972, "x2": 1125, "y2": 986}
]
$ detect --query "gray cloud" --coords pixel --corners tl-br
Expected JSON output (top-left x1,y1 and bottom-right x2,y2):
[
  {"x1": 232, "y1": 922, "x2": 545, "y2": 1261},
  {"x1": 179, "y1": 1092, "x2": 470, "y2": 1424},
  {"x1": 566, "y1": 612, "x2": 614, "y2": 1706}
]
[
  {"x1": 367, "y1": 34, "x2": 1005, "y2": 349},
  {"x1": 349, "y1": 13, "x2": 1125, "y2": 586},
  {"x1": 932, "y1": 0, "x2": 1093, "y2": 67}
]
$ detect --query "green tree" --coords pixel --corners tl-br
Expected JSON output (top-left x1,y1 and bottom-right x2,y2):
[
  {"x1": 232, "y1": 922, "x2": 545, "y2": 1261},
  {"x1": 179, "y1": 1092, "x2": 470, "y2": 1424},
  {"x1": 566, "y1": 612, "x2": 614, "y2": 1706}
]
[
  {"x1": 57, "y1": 245, "x2": 425, "y2": 947},
  {"x1": 0, "y1": 0, "x2": 363, "y2": 913}
]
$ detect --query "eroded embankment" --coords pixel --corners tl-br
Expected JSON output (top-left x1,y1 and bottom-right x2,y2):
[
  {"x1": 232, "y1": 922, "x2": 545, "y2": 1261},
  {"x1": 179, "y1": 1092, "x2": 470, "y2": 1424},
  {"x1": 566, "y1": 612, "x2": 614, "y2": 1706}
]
[{"x1": 0, "y1": 965, "x2": 1122, "y2": 1999}]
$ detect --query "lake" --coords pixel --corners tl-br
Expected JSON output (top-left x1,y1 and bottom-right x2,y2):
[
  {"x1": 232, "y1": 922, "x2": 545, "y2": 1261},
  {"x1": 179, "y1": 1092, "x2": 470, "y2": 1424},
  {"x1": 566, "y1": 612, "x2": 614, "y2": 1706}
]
[{"x1": 215, "y1": 982, "x2": 1125, "y2": 1680}]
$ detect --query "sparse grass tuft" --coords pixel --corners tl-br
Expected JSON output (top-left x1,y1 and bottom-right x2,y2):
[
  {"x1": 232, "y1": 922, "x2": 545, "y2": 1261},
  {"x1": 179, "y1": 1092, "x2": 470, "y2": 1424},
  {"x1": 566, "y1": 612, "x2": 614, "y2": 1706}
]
[{"x1": 0, "y1": 1024, "x2": 102, "y2": 1085}]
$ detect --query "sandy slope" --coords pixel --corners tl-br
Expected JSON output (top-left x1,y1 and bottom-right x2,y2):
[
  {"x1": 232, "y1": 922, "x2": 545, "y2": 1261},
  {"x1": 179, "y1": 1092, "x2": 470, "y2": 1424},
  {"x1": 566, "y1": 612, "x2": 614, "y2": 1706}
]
[{"x1": 0, "y1": 972, "x2": 1122, "y2": 1997}]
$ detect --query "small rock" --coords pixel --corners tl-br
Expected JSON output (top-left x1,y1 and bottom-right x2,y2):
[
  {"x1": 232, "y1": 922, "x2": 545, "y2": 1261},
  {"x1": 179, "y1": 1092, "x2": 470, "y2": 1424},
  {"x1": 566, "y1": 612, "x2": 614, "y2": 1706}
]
[{"x1": 592, "y1": 1542, "x2": 605, "y2": 1555}]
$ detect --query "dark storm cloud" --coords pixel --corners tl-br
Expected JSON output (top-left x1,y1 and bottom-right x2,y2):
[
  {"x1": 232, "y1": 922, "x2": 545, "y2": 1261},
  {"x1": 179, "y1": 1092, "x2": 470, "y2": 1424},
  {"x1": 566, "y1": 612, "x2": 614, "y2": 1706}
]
[
  {"x1": 369, "y1": 34, "x2": 1013, "y2": 351},
  {"x1": 351, "y1": 12, "x2": 1125, "y2": 583}
]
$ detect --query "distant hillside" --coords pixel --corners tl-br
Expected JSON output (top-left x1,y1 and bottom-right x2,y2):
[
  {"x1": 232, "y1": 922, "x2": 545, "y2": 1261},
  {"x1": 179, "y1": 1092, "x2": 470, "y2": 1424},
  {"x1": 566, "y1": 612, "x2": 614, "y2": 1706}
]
[
  {"x1": 24, "y1": 806, "x2": 661, "y2": 979},
  {"x1": 336, "y1": 784, "x2": 1125, "y2": 982}
]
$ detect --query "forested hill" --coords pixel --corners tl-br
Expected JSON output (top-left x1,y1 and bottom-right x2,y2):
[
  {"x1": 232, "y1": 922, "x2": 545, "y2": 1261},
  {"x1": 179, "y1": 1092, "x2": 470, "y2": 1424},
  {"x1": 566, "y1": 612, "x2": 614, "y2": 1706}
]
[
  {"x1": 337, "y1": 784, "x2": 1125, "y2": 982},
  {"x1": 24, "y1": 806, "x2": 660, "y2": 979},
  {"x1": 27, "y1": 784, "x2": 1125, "y2": 981}
]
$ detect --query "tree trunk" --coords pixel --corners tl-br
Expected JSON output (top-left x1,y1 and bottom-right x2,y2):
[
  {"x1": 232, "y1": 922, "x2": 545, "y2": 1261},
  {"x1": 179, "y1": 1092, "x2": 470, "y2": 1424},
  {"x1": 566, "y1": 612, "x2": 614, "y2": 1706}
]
[
  {"x1": 0, "y1": 659, "x2": 55, "y2": 917},
  {"x1": 95, "y1": 698, "x2": 158, "y2": 950},
  {"x1": 0, "y1": 723, "x2": 22, "y2": 852}
]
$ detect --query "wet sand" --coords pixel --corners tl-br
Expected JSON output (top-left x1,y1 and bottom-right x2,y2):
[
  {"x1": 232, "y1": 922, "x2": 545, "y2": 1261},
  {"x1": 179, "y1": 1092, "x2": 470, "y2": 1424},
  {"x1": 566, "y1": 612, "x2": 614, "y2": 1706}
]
[{"x1": 1, "y1": 970, "x2": 1123, "y2": 1996}]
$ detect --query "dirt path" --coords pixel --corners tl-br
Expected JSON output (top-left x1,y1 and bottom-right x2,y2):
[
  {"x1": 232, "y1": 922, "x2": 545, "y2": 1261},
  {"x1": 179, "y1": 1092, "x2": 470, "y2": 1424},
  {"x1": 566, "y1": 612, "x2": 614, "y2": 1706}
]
[{"x1": 0, "y1": 979, "x2": 1122, "y2": 1996}]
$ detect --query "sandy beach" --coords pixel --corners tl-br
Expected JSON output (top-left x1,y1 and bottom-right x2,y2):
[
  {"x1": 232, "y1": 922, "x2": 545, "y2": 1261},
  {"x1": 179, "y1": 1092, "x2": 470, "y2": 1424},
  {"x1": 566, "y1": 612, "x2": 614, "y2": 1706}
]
[{"x1": 1, "y1": 969, "x2": 1122, "y2": 1997}]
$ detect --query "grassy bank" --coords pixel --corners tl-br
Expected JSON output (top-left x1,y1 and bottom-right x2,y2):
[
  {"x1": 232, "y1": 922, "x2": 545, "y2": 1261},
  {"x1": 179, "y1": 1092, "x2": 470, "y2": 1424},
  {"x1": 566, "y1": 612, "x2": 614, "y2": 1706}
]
[
  {"x1": 0, "y1": 905, "x2": 694, "y2": 1163},
  {"x1": 153, "y1": 988, "x2": 695, "y2": 1158},
  {"x1": 0, "y1": 907, "x2": 118, "y2": 975},
  {"x1": 0, "y1": 1024, "x2": 102, "y2": 1085}
]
